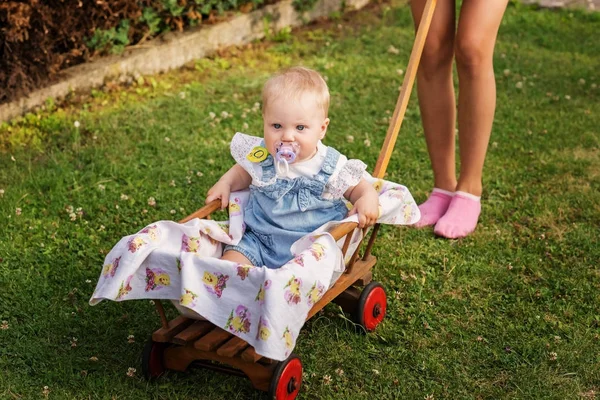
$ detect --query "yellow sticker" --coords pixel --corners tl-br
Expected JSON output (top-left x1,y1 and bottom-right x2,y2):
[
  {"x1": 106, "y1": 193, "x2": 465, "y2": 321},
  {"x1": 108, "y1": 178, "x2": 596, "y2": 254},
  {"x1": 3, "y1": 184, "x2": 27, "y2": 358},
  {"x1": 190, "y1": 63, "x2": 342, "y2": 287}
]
[{"x1": 246, "y1": 146, "x2": 268, "y2": 163}]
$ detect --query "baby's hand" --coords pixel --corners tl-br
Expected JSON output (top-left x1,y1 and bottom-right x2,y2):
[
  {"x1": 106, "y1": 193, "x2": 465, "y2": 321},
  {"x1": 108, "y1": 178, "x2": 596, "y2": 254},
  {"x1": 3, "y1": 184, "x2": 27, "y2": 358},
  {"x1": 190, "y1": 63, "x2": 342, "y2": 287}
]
[
  {"x1": 348, "y1": 191, "x2": 379, "y2": 228},
  {"x1": 206, "y1": 180, "x2": 231, "y2": 210}
]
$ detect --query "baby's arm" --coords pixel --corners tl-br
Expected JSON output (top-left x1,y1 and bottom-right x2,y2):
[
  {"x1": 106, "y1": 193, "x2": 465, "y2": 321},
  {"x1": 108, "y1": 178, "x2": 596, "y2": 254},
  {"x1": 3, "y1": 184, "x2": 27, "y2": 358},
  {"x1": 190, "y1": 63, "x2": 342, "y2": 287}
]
[
  {"x1": 344, "y1": 178, "x2": 379, "y2": 228},
  {"x1": 206, "y1": 164, "x2": 252, "y2": 209}
]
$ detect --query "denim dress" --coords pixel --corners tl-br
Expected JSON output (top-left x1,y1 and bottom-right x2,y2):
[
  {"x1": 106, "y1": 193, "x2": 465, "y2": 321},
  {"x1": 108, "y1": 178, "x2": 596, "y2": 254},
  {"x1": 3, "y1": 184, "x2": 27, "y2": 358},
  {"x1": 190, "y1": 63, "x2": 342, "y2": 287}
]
[{"x1": 225, "y1": 146, "x2": 349, "y2": 269}]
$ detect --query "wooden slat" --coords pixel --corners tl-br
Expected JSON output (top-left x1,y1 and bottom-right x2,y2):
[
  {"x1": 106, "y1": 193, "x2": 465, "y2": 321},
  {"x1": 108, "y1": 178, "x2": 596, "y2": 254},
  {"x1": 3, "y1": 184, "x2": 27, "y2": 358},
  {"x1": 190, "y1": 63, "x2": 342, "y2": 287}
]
[
  {"x1": 172, "y1": 320, "x2": 214, "y2": 345},
  {"x1": 162, "y1": 345, "x2": 275, "y2": 392},
  {"x1": 240, "y1": 346, "x2": 263, "y2": 364},
  {"x1": 193, "y1": 327, "x2": 232, "y2": 352},
  {"x1": 154, "y1": 300, "x2": 169, "y2": 329},
  {"x1": 152, "y1": 316, "x2": 194, "y2": 343},
  {"x1": 362, "y1": 224, "x2": 380, "y2": 260},
  {"x1": 216, "y1": 336, "x2": 250, "y2": 358},
  {"x1": 341, "y1": 231, "x2": 353, "y2": 256}
]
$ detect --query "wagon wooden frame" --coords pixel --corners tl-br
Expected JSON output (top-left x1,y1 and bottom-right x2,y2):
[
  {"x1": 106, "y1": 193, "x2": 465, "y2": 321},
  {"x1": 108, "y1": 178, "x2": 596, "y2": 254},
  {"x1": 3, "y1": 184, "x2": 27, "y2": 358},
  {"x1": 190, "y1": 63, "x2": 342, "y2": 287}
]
[{"x1": 141, "y1": 1, "x2": 437, "y2": 397}]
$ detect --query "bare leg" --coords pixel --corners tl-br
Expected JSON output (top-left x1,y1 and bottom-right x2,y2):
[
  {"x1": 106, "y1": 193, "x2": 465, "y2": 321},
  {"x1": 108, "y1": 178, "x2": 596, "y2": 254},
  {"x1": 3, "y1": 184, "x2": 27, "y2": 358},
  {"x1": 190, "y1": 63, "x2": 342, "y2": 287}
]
[
  {"x1": 454, "y1": 0, "x2": 508, "y2": 196},
  {"x1": 434, "y1": 0, "x2": 508, "y2": 239},
  {"x1": 410, "y1": 0, "x2": 457, "y2": 227},
  {"x1": 221, "y1": 250, "x2": 253, "y2": 265},
  {"x1": 411, "y1": 0, "x2": 457, "y2": 193}
]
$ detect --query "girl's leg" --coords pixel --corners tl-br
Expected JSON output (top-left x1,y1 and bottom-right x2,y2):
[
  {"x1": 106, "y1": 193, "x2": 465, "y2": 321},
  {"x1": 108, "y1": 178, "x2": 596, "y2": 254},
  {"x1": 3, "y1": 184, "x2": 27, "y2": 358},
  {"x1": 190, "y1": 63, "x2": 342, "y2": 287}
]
[
  {"x1": 434, "y1": 0, "x2": 508, "y2": 238},
  {"x1": 454, "y1": 0, "x2": 508, "y2": 196},
  {"x1": 410, "y1": 0, "x2": 457, "y2": 227}
]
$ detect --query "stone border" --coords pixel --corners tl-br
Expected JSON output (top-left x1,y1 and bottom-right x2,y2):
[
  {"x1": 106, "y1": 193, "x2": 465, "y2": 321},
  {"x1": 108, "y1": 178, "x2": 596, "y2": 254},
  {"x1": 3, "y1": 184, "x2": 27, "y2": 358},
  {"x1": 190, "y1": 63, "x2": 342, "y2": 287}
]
[
  {"x1": 0, "y1": 0, "x2": 369, "y2": 124},
  {"x1": 523, "y1": 0, "x2": 597, "y2": 9}
]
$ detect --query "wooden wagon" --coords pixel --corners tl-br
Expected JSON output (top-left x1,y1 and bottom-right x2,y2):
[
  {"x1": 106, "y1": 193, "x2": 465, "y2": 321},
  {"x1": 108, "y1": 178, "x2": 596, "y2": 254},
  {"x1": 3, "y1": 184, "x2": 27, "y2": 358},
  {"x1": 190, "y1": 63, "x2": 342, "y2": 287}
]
[{"x1": 141, "y1": 1, "x2": 436, "y2": 398}]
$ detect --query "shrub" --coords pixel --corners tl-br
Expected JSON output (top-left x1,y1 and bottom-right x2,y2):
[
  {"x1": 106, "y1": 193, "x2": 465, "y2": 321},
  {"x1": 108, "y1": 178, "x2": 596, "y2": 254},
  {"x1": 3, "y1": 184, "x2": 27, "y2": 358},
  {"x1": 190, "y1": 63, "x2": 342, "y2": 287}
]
[{"x1": 0, "y1": 0, "x2": 274, "y2": 105}]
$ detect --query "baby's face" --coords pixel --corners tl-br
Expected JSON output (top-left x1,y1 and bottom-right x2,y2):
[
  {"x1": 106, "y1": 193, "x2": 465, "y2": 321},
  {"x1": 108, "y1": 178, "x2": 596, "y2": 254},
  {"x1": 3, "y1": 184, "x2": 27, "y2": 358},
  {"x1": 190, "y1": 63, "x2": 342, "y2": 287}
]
[{"x1": 263, "y1": 92, "x2": 329, "y2": 163}]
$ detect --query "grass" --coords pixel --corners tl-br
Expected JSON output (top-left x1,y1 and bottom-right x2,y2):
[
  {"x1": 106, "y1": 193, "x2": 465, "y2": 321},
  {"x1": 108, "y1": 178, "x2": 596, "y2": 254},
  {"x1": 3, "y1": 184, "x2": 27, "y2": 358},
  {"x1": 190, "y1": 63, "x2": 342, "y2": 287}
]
[{"x1": 1, "y1": 1, "x2": 599, "y2": 398}]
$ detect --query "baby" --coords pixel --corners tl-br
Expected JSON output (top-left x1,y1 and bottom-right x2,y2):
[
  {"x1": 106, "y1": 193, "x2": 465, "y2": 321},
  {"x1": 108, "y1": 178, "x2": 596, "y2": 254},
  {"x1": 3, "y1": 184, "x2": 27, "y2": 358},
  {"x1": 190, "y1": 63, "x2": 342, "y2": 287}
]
[{"x1": 206, "y1": 66, "x2": 379, "y2": 269}]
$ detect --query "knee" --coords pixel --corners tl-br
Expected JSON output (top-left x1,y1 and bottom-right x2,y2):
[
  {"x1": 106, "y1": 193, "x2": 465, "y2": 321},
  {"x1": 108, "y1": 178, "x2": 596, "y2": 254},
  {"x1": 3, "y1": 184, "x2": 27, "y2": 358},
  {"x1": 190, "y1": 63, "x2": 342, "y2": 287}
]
[
  {"x1": 454, "y1": 35, "x2": 492, "y2": 78},
  {"x1": 419, "y1": 39, "x2": 454, "y2": 81}
]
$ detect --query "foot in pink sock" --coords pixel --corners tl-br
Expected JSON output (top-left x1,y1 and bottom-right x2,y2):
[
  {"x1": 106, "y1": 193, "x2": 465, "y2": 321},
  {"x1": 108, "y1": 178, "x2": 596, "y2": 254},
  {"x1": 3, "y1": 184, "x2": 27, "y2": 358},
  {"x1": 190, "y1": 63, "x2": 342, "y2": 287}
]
[
  {"x1": 414, "y1": 189, "x2": 454, "y2": 228},
  {"x1": 433, "y1": 192, "x2": 481, "y2": 239}
]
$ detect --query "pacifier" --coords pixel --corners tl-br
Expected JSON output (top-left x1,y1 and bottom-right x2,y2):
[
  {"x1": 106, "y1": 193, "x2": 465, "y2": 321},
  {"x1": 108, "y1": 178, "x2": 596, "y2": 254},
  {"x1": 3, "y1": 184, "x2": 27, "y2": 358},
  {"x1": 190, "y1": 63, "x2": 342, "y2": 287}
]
[{"x1": 275, "y1": 141, "x2": 300, "y2": 176}]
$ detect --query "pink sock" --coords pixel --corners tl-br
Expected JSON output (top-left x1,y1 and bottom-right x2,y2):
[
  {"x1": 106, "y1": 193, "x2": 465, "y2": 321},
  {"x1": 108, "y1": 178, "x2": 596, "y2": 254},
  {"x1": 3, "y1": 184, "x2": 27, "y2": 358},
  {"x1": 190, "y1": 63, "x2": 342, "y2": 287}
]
[
  {"x1": 433, "y1": 191, "x2": 481, "y2": 239},
  {"x1": 414, "y1": 188, "x2": 454, "y2": 228}
]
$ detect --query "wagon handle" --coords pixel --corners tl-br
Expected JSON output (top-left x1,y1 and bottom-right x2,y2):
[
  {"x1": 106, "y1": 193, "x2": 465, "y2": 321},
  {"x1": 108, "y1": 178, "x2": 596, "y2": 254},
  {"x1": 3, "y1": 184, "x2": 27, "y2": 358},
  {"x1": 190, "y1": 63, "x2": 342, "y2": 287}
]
[
  {"x1": 358, "y1": 0, "x2": 436, "y2": 261},
  {"x1": 179, "y1": 199, "x2": 222, "y2": 223},
  {"x1": 372, "y1": 0, "x2": 437, "y2": 179}
]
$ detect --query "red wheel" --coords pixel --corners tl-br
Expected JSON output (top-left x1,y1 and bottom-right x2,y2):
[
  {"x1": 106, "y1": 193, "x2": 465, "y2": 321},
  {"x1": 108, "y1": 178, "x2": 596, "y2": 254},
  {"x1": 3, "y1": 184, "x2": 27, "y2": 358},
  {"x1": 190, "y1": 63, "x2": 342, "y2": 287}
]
[
  {"x1": 355, "y1": 282, "x2": 387, "y2": 332},
  {"x1": 142, "y1": 339, "x2": 166, "y2": 379},
  {"x1": 268, "y1": 354, "x2": 302, "y2": 400}
]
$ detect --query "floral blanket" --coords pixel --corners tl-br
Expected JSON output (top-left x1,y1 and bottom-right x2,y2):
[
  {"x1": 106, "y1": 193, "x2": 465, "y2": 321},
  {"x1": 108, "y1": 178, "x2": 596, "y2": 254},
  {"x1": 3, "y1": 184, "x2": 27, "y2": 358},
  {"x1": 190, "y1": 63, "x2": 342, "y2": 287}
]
[{"x1": 89, "y1": 177, "x2": 420, "y2": 361}]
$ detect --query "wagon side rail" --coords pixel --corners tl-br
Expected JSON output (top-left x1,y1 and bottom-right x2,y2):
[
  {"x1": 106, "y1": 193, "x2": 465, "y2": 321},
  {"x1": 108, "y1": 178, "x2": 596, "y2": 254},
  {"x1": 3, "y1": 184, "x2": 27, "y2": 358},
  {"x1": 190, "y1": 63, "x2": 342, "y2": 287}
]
[{"x1": 179, "y1": 199, "x2": 222, "y2": 223}]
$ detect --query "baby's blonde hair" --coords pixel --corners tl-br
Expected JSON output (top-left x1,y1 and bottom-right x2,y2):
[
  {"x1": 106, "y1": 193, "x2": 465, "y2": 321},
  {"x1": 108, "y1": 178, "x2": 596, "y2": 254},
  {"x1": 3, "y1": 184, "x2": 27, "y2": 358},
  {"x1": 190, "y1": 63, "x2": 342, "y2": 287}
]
[{"x1": 262, "y1": 67, "x2": 330, "y2": 117}]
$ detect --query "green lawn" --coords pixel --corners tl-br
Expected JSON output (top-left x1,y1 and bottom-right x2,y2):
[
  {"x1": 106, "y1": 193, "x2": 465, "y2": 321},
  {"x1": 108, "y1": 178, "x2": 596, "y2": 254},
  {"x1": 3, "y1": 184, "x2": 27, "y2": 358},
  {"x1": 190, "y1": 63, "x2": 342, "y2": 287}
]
[{"x1": 1, "y1": 1, "x2": 599, "y2": 398}]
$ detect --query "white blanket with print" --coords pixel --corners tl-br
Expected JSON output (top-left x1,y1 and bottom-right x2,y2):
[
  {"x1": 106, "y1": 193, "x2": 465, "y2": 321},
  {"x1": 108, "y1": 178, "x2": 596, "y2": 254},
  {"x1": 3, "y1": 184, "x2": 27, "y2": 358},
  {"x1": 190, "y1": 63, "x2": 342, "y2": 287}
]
[{"x1": 89, "y1": 177, "x2": 420, "y2": 361}]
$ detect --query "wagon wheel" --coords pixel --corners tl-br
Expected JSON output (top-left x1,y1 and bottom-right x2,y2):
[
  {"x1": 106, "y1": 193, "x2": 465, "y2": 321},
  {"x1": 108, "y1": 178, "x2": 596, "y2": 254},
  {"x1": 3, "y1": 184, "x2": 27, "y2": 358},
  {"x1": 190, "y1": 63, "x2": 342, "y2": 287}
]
[
  {"x1": 142, "y1": 338, "x2": 167, "y2": 379},
  {"x1": 355, "y1": 281, "x2": 387, "y2": 332},
  {"x1": 268, "y1": 354, "x2": 302, "y2": 400}
]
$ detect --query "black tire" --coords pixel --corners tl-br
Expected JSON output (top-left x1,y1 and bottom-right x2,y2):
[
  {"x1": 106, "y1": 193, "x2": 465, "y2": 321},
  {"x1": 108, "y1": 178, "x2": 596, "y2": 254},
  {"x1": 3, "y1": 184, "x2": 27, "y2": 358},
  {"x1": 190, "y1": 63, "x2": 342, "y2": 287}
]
[{"x1": 141, "y1": 338, "x2": 166, "y2": 380}]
